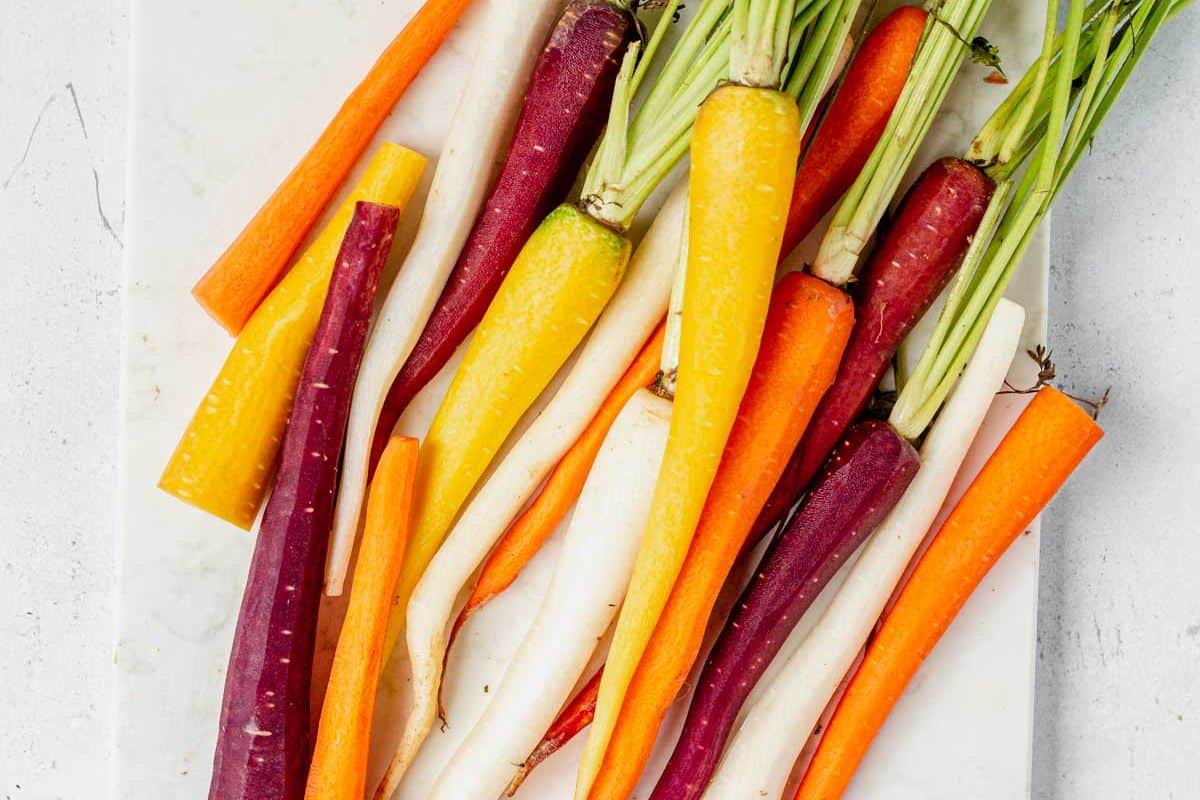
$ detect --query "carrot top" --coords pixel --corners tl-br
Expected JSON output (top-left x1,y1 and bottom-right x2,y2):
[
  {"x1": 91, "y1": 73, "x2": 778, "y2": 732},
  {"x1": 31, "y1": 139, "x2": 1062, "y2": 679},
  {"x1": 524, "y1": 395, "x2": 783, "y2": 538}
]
[{"x1": 891, "y1": 0, "x2": 1177, "y2": 438}]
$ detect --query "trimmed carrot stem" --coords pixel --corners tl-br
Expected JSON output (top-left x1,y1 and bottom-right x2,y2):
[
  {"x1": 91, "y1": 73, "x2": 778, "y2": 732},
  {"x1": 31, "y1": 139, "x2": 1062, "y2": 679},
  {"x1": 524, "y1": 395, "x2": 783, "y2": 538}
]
[
  {"x1": 160, "y1": 145, "x2": 425, "y2": 529},
  {"x1": 304, "y1": 437, "x2": 418, "y2": 800},
  {"x1": 191, "y1": 0, "x2": 473, "y2": 333},
  {"x1": 795, "y1": 387, "x2": 1102, "y2": 800},
  {"x1": 448, "y1": 322, "x2": 666, "y2": 647},
  {"x1": 585, "y1": 271, "x2": 854, "y2": 800},
  {"x1": 780, "y1": 6, "x2": 927, "y2": 257}
]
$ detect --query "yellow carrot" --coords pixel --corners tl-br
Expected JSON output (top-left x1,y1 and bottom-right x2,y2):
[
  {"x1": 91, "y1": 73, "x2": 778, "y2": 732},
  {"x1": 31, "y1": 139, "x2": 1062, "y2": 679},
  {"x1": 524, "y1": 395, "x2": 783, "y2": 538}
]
[
  {"x1": 577, "y1": 83, "x2": 800, "y2": 800},
  {"x1": 369, "y1": 204, "x2": 629, "y2": 799},
  {"x1": 383, "y1": 204, "x2": 629, "y2": 656},
  {"x1": 159, "y1": 144, "x2": 425, "y2": 528},
  {"x1": 304, "y1": 436, "x2": 418, "y2": 800}
]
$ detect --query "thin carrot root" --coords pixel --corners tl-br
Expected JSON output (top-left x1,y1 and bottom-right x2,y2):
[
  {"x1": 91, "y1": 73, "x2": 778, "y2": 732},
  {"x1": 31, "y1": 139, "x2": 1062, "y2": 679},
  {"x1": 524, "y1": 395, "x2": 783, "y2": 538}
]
[{"x1": 507, "y1": 670, "x2": 603, "y2": 795}]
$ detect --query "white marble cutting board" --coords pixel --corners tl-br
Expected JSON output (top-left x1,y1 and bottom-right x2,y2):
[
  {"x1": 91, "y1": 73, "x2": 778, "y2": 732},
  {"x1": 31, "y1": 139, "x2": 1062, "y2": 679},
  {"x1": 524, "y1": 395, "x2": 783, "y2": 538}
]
[{"x1": 116, "y1": 1, "x2": 1049, "y2": 797}]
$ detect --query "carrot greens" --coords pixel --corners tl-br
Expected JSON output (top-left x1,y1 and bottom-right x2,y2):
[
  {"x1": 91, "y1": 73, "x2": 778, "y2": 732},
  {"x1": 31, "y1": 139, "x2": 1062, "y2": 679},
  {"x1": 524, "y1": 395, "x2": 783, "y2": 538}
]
[
  {"x1": 813, "y1": 0, "x2": 995, "y2": 284},
  {"x1": 890, "y1": 0, "x2": 1188, "y2": 438}
]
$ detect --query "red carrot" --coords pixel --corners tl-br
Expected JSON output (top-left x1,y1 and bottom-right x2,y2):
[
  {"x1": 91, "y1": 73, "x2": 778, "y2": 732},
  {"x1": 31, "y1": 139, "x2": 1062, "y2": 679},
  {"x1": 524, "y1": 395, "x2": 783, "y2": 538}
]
[
  {"x1": 781, "y1": 6, "x2": 928, "y2": 257},
  {"x1": 192, "y1": 0, "x2": 472, "y2": 333},
  {"x1": 650, "y1": 421, "x2": 919, "y2": 800},
  {"x1": 208, "y1": 202, "x2": 399, "y2": 800},
  {"x1": 795, "y1": 388, "x2": 1102, "y2": 800},
  {"x1": 506, "y1": 671, "x2": 603, "y2": 796},
  {"x1": 755, "y1": 157, "x2": 994, "y2": 539},
  {"x1": 367, "y1": 0, "x2": 637, "y2": 471}
]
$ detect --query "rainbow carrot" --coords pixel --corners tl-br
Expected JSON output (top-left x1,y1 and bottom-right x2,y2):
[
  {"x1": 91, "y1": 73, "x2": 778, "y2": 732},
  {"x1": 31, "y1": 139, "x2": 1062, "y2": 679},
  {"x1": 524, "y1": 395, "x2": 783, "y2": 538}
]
[
  {"x1": 795, "y1": 387, "x2": 1102, "y2": 800},
  {"x1": 576, "y1": 0, "x2": 858, "y2": 793},
  {"x1": 191, "y1": 0, "x2": 473, "y2": 333},
  {"x1": 304, "y1": 436, "x2": 418, "y2": 800}
]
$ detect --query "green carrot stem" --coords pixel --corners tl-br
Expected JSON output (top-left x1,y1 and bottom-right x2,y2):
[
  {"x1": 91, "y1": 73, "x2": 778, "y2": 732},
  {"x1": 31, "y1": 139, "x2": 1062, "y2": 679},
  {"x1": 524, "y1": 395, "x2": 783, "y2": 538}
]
[
  {"x1": 994, "y1": 0, "x2": 1062, "y2": 165},
  {"x1": 630, "y1": 0, "x2": 686, "y2": 99},
  {"x1": 730, "y1": 0, "x2": 800, "y2": 86},
  {"x1": 656, "y1": 203, "x2": 690, "y2": 398},
  {"x1": 891, "y1": 0, "x2": 1185, "y2": 438},
  {"x1": 969, "y1": 0, "x2": 1113, "y2": 168},
  {"x1": 581, "y1": 0, "x2": 735, "y2": 229},
  {"x1": 813, "y1": 0, "x2": 993, "y2": 284}
]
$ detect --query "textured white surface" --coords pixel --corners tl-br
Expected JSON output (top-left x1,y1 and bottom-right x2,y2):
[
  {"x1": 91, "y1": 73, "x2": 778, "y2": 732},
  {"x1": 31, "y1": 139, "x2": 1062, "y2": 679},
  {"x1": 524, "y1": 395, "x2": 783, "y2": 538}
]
[{"x1": 0, "y1": 3, "x2": 1198, "y2": 800}]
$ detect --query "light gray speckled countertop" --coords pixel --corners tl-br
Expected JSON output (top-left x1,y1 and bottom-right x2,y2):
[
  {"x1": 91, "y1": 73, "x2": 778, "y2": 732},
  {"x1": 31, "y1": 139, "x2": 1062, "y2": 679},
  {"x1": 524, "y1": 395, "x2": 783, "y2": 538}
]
[{"x1": 1, "y1": 1, "x2": 1197, "y2": 798}]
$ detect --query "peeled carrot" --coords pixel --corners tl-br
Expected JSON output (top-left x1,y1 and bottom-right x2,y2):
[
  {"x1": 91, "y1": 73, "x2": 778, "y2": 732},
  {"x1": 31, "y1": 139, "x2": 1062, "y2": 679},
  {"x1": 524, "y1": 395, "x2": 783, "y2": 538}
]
[
  {"x1": 209, "y1": 202, "x2": 401, "y2": 800},
  {"x1": 780, "y1": 6, "x2": 927, "y2": 257},
  {"x1": 191, "y1": 0, "x2": 473, "y2": 333},
  {"x1": 448, "y1": 322, "x2": 666, "y2": 645},
  {"x1": 795, "y1": 387, "x2": 1103, "y2": 800},
  {"x1": 577, "y1": 82, "x2": 801, "y2": 800},
  {"x1": 584, "y1": 272, "x2": 853, "y2": 800},
  {"x1": 304, "y1": 436, "x2": 418, "y2": 800},
  {"x1": 160, "y1": 144, "x2": 425, "y2": 529}
]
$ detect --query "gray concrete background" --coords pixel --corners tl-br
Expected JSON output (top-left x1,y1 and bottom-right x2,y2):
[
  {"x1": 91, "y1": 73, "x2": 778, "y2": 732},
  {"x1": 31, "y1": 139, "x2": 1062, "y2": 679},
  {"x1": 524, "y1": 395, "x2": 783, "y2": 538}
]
[{"x1": 1, "y1": 1, "x2": 1197, "y2": 797}]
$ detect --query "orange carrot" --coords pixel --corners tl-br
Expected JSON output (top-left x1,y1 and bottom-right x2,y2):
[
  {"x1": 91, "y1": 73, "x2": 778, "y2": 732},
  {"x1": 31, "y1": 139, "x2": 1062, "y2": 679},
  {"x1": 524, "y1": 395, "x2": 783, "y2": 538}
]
[
  {"x1": 446, "y1": 321, "x2": 666, "y2": 644},
  {"x1": 506, "y1": 670, "x2": 603, "y2": 796},
  {"x1": 780, "y1": 5, "x2": 927, "y2": 257},
  {"x1": 794, "y1": 387, "x2": 1102, "y2": 800},
  {"x1": 304, "y1": 436, "x2": 419, "y2": 800},
  {"x1": 192, "y1": 0, "x2": 473, "y2": 333},
  {"x1": 585, "y1": 271, "x2": 854, "y2": 800}
]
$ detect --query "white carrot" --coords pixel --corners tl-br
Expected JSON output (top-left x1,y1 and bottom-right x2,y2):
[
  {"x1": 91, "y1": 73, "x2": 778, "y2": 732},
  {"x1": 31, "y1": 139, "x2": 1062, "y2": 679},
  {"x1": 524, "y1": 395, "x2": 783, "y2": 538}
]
[
  {"x1": 325, "y1": 0, "x2": 562, "y2": 595},
  {"x1": 700, "y1": 298, "x2": 1026, "y2": 800},
  {"x1": 426, "y1": 389, "x2": 672, "y2": 800},
  {"x1": 396, "y1": 184, "x2": 686, "y2": 784}
]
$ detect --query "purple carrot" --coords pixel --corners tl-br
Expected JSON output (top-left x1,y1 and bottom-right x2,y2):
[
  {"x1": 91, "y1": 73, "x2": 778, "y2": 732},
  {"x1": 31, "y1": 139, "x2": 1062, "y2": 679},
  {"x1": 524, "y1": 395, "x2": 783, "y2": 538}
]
[
  {"x1": 753, "y1": 157, "x2": 993, "y2": 539},
  {"x1": 651, "y1": 421, "x2": 920, "y2": 800},
  {"x1": 208, "y1": 202, "x2": 399, "y2": 800},
  {"x1": 368, "y1": 0, "x2": 635, "y2": 469}
]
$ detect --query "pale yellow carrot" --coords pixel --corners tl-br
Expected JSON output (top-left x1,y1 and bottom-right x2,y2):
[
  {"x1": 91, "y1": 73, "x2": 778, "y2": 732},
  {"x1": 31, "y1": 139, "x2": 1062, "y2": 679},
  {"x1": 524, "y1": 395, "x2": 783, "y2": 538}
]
[{"x1": 384, "y1": 204, "x2": 630, "y2": 655}]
